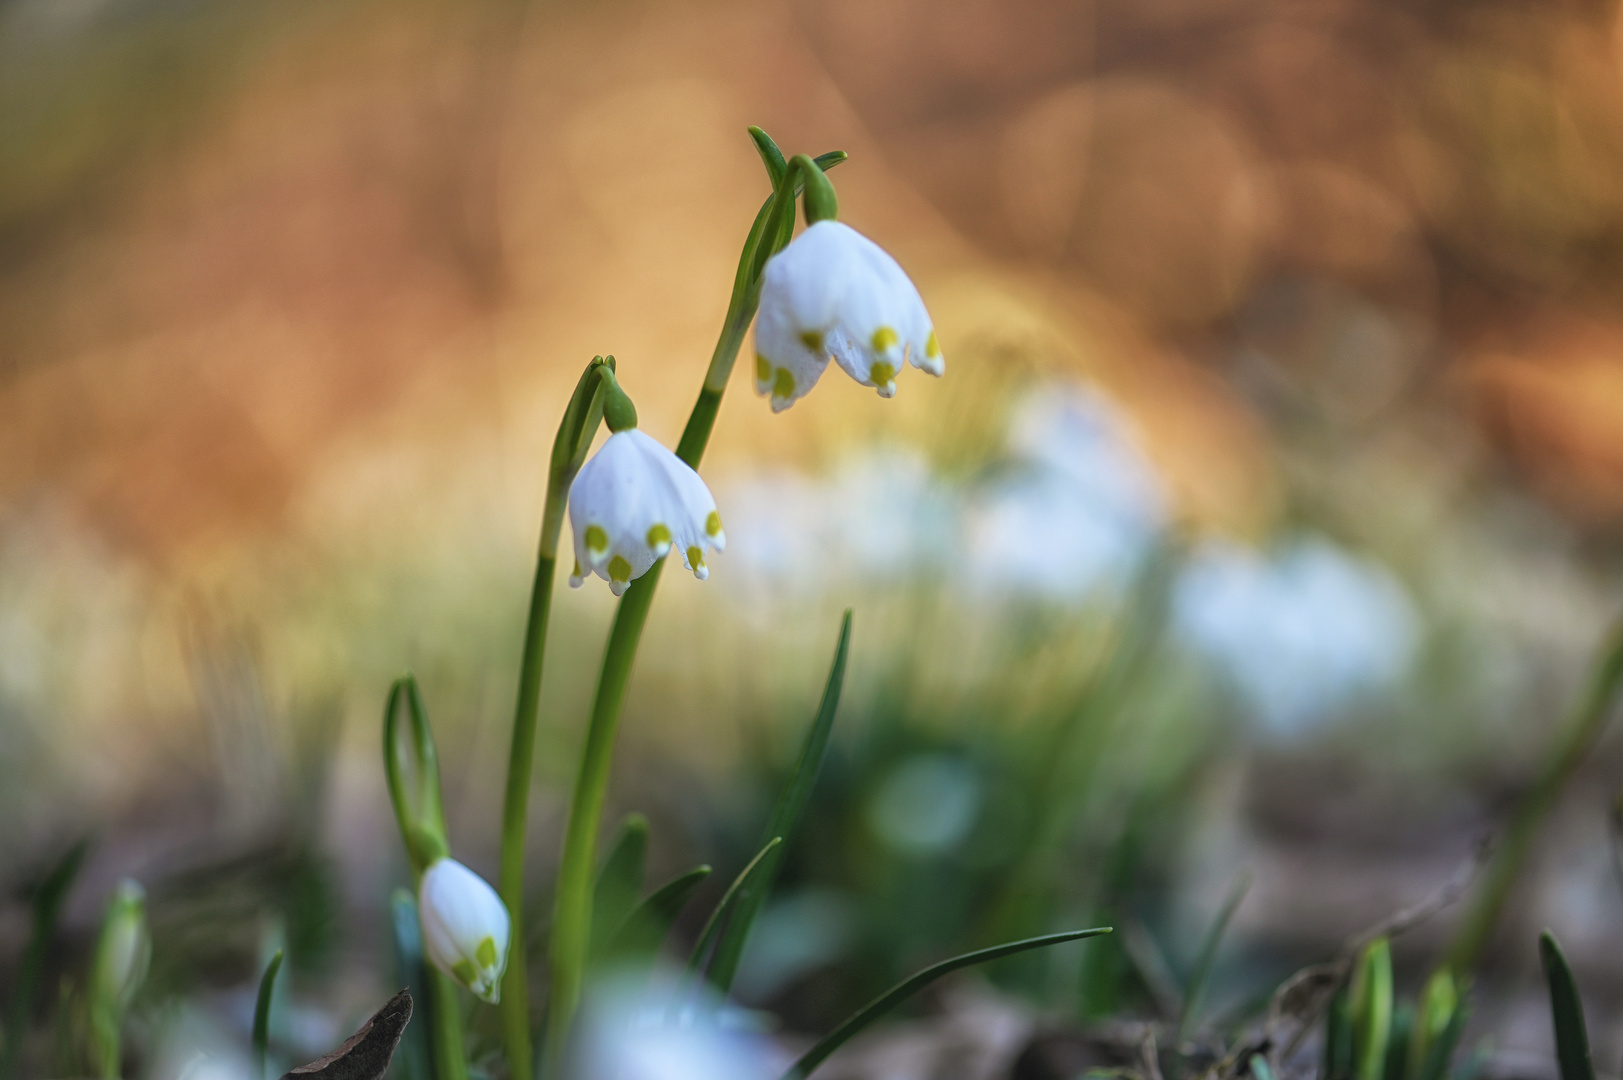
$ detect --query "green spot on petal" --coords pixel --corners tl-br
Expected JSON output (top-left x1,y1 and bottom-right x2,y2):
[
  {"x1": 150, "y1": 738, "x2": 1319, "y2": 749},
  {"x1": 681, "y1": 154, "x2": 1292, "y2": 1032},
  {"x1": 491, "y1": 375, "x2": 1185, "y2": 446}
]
[
  {"x1": 869, "y1": 360, "x2": 896, "y2": 386},
  {"x1": 705, "y1": 511, "x2": 722, "y2": 537},
  {"x1": 585, "y1": 525, "x2": 608, "y2": 553},
  {"x1": 452, "y1": 959, "x2": 478, "y2": 987},
  {"x1": 800, "y1": 330, "x2": 824, "y2": 353},
  {"x1": 871, "y1": 325, "x2": 899, "y2": 352},
  {"x1": 687, "y1": 545, "x2": 704, "y2": 568},
  {"x1": 755, "y1": 354, "x2": 771, "y2": 384},
  {"x1": 608, "y1": 555, "x2": 632, "y2": 583},
  {"x1": 647, "y1": 523, "x2": 672, "y2": 550},
  {"x1": 773, "y1": 367, "x2": 795, "y2": 400},
  {"x1": 926, "y1": 330, "x2": 941, "y2": 358},
  {"x1": 476, "y1": 936, "x2": 497, "y2": 969}
]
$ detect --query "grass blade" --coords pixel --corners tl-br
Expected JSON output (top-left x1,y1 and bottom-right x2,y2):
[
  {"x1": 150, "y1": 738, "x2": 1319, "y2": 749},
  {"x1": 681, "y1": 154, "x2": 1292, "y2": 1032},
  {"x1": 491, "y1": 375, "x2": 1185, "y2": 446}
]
[
  {"x1": 706, "y1": 612, "x2": 851, "y2": 994},
  {"x1": 1352, "y1": 938, "x2": 1394, "y2": 1080},
  {"x1": 1, "y1": 838, "x2": 88, "y2": 1080},
  {"x1": 1448, "y1": 618, "x2": 1623, "y2": 973},
  {"x1": 252, "y1": 948, "x2": 283, "y2": 1080},
  {"x1": 590, "y1": 815, "x2": 648, "y2": 959},
  {"x1": 780, "y1": 927, "x2": 1112, "y2": 1080},
  {"x1": 1416, "y1": 1001, "x2": 1469, "y2": 1080},
  {"x1": 604, "y1": 866, "x2": 713, "y2": 965},
  {"x1": 389, "y1": 889, "x2": 432, "y2": 1080},
  {"x1": 1178, "y1": 869, "x2": 1251, "y2": 1041},
  {"x1": 683, "y1": 837, "x2": 783, "y2": 982},
  {"x1": 1540, "y1": 931, "x2": 1595, "y2": 1080}
]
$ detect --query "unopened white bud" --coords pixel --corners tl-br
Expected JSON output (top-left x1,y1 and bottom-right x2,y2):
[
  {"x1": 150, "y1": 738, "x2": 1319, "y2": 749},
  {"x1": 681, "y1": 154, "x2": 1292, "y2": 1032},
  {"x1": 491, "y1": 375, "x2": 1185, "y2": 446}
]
[{"x1": 418, "y1": 858, "x2": 510, "y2": 1004}]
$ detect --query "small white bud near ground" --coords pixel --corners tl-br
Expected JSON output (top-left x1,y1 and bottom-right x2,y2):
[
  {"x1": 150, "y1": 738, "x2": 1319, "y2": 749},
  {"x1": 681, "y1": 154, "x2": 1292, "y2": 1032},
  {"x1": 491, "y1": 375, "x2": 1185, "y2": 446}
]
[
  {"x1": 91, "y1": 879, "x2": 150, "y2": 1014},
  {"x1": 568, "y1": 428, "x2": 725, "y2": 595},
  {"x1": 754, "y1": 220, "x2": 942, "y2": 412},
  {"x1": 418, "y1": 858, "x2": 510, "y2": 1003}
]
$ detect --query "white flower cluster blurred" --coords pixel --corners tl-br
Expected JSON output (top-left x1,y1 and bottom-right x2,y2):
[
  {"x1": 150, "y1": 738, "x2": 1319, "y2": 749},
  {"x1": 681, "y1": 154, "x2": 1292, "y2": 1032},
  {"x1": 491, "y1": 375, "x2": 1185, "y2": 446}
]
[
  {"x1": 574, "y1": 974, "x2": 782, "y2": 1080},
  {"x1": 718, "y1": 377, "x2": 1422, "y2": 736}
]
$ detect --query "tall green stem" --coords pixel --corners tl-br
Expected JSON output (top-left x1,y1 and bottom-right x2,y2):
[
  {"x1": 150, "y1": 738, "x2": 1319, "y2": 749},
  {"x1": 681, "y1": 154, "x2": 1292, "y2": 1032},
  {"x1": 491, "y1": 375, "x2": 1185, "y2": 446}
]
[
  {"x1": 497, "y1": 357, "x2": 612, "y2": 1080},
  {"x1": 542, "y1": 141, "x2": 843, "y2": 1072},
  {"x1": 495, "y1": 552, "x2": 554, "y2": 1080},
  {"x1": 429, "y1": 970, "x2": 468, "y2": 1080},
  {"x1": 544, "y1": 560, "x2": 665, "y2": 1068},
  {"x1": 1446, "y1": 617, "x2": 1623, "y2": 972}
]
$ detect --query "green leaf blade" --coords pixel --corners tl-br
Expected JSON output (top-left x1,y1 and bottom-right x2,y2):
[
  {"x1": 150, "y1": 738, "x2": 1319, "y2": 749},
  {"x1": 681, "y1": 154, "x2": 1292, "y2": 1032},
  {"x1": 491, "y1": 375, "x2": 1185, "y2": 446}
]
[
  {"x1": 253, "y1": 948, "x2": 284, "y2": 1080},
  {"x1": 590, "y1": 815, "x2": 649, "y2": 959},
  {"x1": 1540, "y1": 930, "x2": 1595, "y2": 1080},
  {"x1": 706, "y1": 611, "x2": 851, "y2": 994},
  {"x1": 780, "y1": 927, "x2": 1113, "y2": 1080},
  {"x1": 604, "y1": 865, "x2": 713, "y2": 965}
]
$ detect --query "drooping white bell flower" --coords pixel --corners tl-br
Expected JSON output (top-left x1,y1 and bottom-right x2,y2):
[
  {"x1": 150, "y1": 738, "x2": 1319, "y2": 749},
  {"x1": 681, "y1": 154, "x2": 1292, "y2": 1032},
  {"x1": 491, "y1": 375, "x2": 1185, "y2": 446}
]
[
  {"x1": 568, "y1": 428, "x2": 725, "y2": 595},
  {"x1": 754, "y1": 220, "x2": 942, "y2": 412},
  {"x1": 418, "y1": 857, "x2": 510, "y2": 1004}
]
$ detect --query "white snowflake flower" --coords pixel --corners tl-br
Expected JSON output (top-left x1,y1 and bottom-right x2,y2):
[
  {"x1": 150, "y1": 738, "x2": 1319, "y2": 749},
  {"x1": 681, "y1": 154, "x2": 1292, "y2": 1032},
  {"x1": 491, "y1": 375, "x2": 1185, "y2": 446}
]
[
  {"x1": 568, "y1": 429, "x2": 725, "y2": 595},
  {"x1": 754, "y1": 221, "x2": 942, "y2": 412},
  {"x1": 418, "y1": 857, "x2": 511, "y2": 1004}
]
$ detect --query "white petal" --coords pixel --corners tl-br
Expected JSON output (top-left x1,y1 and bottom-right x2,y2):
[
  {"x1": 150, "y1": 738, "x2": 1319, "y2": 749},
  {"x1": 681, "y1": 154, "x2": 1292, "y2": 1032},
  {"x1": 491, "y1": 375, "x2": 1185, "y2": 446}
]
[
  {"x1": 419, "y1": 858, "x2": 510, "y2": 1002},
  {"x1": 568, "y1": 430, "x2": 724, "y2": 591}
]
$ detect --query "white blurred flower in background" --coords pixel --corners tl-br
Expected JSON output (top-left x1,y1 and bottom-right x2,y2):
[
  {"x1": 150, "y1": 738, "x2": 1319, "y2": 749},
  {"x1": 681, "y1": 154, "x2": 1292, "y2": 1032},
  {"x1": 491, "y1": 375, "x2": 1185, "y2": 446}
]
[
  {"x1": 1174, "y1": 536, "x2": 1420, "y2": 735},
  {"x1": 722, "y1": 379, "x2": 1164, "y2": 607},
  {"x1": 964, "y1": 384, "x2": 1167, "y2": 599},
  {"x1": 576, "y1": 974, "x2": 781, "y2": 1080}
]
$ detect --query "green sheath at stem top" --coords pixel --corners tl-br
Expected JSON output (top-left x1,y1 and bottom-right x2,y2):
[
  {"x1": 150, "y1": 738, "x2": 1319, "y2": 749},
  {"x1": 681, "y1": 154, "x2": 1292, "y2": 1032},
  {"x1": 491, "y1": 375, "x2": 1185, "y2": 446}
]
[
  {"x1": 542, "y1": 133, "x2": 844, "y2": 1075},
  {"x1": 383, "y1": 676, "x2": 467, "y2": 1080}
]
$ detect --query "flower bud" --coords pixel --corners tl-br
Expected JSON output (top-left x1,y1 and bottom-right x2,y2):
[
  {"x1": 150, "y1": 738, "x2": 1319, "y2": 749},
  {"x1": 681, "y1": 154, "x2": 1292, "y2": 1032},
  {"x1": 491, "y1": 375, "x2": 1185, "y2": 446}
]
[
  {"x1": 90, "y1": 879, "x2": 150, "y2": 1015},
  {"x1": 418, "y1": 858, "x2": 510, "y2": 1004}
]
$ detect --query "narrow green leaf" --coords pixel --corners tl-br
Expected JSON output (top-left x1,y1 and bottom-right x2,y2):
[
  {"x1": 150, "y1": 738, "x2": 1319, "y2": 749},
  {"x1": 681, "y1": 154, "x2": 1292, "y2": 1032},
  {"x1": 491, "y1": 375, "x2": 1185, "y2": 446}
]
[
  {"x1": 603, "y1": 865, "x2": 712, "y2": 964},
  {"x1": 2, "y1": 839, "x2": 89, "y2": 1080},
  {"x1": 1416, "y1": 1001, "x2": 1469, "y2": 1080},
  {"x1": 1178, "y1": 869, "x2": 1251, "y2": 1040},
  {"x1": 1409, "y1": 969, "x2": 1459, "y2": 1080},
  {"x1": 253, "y1": 949, "x2": 284, "y2": 1080},
  {"x1": 1540, "y1": 931, "x2": 1595, "y2": 1080},
  {"x1": 1326, "y1": 988, "x2": 1355, "y2": 1080},
  {"x1": 779, "y1": 928, "x2": 1112, "y2": 1080},
  {"x1": 749, "y1": 127, "x2": 787, "y2": 187},
  {"x1": 1251, "y1": 1054, "x2": 1278, "y2": 1080},
  {"x1": 684, "y1": 837, "x2": 783, "y2": 981},
  {"x1": 388, "y1": 890, "x2": 431, "y2": 1080},
  {"x1": 1448, "y1": 617, "x2": 1623, "y2": 973},
  {"x1": 1385, "y1": 1003, "x2": 1415, "y2": 1080},
  {"x1": 707, "y1": 611, "x2": 851, "y2": 994},
  {"x1": 590, "y1": 815, "x2": 649, "y2": 959},
  {"x1": 1351, "y1": 939, "x2": 1393, "y2": 1080}
]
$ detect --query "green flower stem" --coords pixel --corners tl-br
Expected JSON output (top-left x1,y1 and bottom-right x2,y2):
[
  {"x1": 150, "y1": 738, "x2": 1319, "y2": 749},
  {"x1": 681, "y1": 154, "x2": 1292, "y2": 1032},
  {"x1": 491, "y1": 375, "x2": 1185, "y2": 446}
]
[
  {"x1": 495, "y1": 551, "x2": 554, "y2": 1080},
  {"x1": 1445, "y1": 617, "x2": 1623, "y2": 973},
  {"x1": 545, "y1": 559, "x2": 665, "y2": 1070},
  {"x1": 543, "y1": 142, "x2": 844, "y2": 1073},
  {"x1": 429, "y1": 970, "x2": 469, "y2": 1080},
  {"x1": 498, "y1": 358, "x2": 614, "y2": 1080}
]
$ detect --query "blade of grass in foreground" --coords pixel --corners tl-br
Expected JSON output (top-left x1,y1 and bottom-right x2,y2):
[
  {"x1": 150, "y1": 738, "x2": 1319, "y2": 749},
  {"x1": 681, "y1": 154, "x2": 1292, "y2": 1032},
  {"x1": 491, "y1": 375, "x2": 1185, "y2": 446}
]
[
  {"x1": 1539, "y1": 931, "x2": 1595, "y2": 1080},
  {"x1": 684, "y1": 837, "x2": 783, "y2": 981},
  {"x1": 604, "y1": 865, "x2": 713, "y2": 965},
  {"x1": 1178, "y1": 869, "x2": 1252, "y2": 1042},
  {"x1": 1, "y1": 838, "x2": 88, "y2": 1080},
  {"x1": 1447, "y1": 618, "x2": 1623, "y2": 972},
  {"x1": 252, "y1": 948, "x2": 283, "y2": 1080},
  {"x1": 590, "y1": 815, "x2": 649, "y2": 960},
  {"x1": 706, "y1": 611, "x2": 852, "y2": 993},
  {"x1": 780, "y1": 928, "x2": 1113, "y2": 1080}
]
